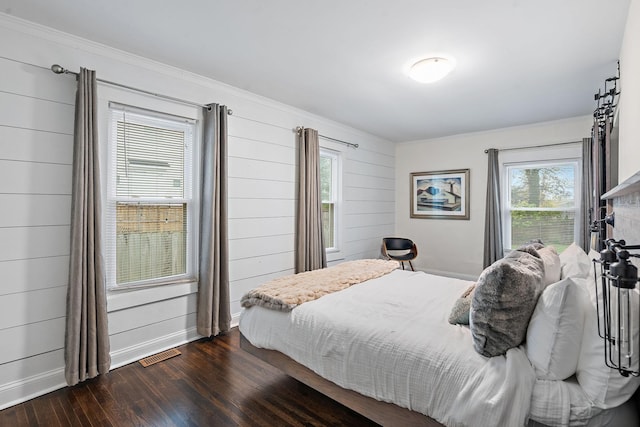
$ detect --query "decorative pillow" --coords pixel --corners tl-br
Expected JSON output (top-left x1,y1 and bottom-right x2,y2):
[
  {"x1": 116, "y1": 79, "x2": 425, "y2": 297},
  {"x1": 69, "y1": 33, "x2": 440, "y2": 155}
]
[
  {"x1": 517, "y1": 243, "x2": 544, "y2": 256},
  {"x1": 448, "y1": 284, "x2": 475, "y2": 325},
  {"x1": 575, "y1": 275, "x2": 640, "y2": 408},
  {"x1": 523, "y1": 238, "x2": 545, "y2": 250},
  {"x1": 525, "y1": 277, "x2": 588, "y2": 380},
  {"x1": 470, "y1": 247, "x2": 546, "y2": 357},
  {"x1": 537, "y1": 246, "x2": 562, "y2": 286},
  {"x1": 559, "y1": 243, "x2": 591, "y2": 280}
]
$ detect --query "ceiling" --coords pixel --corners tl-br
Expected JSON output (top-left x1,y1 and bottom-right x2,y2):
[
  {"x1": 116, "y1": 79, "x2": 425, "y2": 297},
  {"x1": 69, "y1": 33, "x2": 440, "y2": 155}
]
[{"x1": 0, "y1": 0, "x2": 630, "y2": 142}]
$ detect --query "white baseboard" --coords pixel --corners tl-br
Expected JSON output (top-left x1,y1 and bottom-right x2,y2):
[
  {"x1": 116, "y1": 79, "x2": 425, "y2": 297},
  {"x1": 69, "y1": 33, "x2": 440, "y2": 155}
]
[
  {"x1": 230, "y1": 313, "x2": 240, "y2": 329},
  {"x1": 0, "y1": 326, "x2": 204, "y2": 411},
  {"x1": 0, "y1": 322, "x2": 239, "y2": 411},
  {"x1": 0, "y1": 368, "x2": 65, "y2": 411},
  {"x1": 110, "y1": 326, "x2": 201, "y2": 369}
]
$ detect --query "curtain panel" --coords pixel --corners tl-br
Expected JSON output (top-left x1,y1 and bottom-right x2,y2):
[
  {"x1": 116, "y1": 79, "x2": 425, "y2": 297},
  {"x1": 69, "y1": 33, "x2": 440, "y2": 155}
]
[
  {"x1": 65, "y1": 68, "x2": 111, "y2": 386},
  {"x1": 580, "y1": 137, "x2": 594, "y2": 252},
  {"x1": 295, "y1": 128, "x2": 327, "y2": 273},
  {"x1": 197, "y1": 104, "x2": 231, "y2": 337},
  {"x1": 483, "y1": 148, "x2": 503, "y2": 268}
]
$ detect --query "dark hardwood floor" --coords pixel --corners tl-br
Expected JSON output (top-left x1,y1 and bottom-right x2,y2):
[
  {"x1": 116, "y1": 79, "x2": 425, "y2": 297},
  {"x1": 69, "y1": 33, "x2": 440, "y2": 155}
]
[{"x1": 0, "y1": 328, "x2": 379, "y2": 426}]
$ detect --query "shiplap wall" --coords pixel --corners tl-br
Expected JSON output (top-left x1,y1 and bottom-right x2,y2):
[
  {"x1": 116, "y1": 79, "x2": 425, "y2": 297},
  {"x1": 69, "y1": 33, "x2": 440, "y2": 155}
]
[
  {"x1": 226, "y1": 117, "x2": 396, "y2": 313},
  {"x1": 0, "y1": 56, "x2": 75, "y2": 407},
  {"x1": 0, "y1": 13, "x2": 394, "y2": 409}
]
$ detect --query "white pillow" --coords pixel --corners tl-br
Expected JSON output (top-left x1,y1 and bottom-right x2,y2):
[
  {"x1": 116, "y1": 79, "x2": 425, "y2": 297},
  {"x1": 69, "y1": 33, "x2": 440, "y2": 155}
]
[
  {"x1": 559, "y1": 243, "x2": 591, "y2": 280},
  {"x1": 537, "y1": 246, "x2": 561, "y2": 285},
  {"x1": 588, "y1": 249, "x2": 601, "y2": 262},
  {"x1": 575, "y1": 275, "x2": 640, "y2": 408},
  {"x1": 525, "y1": 277, "x2": 587, "y2": 380}
]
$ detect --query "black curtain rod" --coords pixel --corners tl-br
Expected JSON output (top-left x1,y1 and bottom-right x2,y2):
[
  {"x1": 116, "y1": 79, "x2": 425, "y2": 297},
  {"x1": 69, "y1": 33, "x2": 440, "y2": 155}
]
[
  {"x1": 295, "y1": 126, "x2": 359, "y2": 149},
  {"x1": 484, "y1": 140, "x2": 580, "y2": 154},
  {"x1": 50, "y1": 64, "x2": 232, "y2": 114}
]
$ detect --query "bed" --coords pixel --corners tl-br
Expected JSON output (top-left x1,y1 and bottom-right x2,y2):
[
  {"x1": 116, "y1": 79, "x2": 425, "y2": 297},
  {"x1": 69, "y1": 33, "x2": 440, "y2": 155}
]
[{"x1": 238, "y1": 248, "x2": 640, "y2": 426}]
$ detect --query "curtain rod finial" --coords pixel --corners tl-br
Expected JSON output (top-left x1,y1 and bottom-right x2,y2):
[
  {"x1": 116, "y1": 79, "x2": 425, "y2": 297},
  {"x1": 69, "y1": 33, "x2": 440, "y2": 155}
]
[{"x1": 51, "y1": 64, "x2": 66, "y2": 74}]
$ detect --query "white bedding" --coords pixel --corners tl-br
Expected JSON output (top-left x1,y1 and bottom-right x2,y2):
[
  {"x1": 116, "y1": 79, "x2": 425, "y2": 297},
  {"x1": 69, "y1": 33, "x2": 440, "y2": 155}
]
[{"x1": 238, "y1": 269, "x2": 614, "y2": 427}]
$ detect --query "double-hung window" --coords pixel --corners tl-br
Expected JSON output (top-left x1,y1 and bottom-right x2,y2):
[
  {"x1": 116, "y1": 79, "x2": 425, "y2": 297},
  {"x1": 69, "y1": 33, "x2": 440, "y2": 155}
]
[
  {"x1": 501, "y1": 145, "x2": 581, "y2": 253},
  {"x1": 320, "y1": 148, "x2": 340, "y2": 252},
  {"x1": 107, "y1": 104, "x2": 196, "y2": 288}
]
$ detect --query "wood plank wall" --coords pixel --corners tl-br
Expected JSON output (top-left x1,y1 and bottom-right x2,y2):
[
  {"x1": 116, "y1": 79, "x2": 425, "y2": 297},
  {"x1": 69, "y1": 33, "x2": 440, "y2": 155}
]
[
  {"x1": 226, "y1": 116, "x2": 396, "y2": 313},
  {"x1": 0, "y1": 16, "x2": 395, "y2": 410},
  {"x1": 0, "y1": 56, "x2": 75, "y2": 407}
]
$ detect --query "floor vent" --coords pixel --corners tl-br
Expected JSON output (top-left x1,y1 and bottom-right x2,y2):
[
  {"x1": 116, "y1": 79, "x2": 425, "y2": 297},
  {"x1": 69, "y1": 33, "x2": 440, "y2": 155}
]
[{"x1": 139, "y1": 348, "x2": 181, "y2": 367}]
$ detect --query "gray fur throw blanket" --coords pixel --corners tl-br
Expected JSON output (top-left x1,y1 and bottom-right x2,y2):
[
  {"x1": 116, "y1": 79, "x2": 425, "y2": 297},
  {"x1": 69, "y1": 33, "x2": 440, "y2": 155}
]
[{"x1": 241, "y1": 259, "x2": 399, "y2": 311}]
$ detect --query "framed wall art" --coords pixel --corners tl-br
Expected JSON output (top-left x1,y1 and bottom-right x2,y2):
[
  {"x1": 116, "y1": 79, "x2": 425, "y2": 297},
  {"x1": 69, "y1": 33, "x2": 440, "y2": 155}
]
[{"x1": 410, "y1": 169, "x2": 469, "y2": 219}]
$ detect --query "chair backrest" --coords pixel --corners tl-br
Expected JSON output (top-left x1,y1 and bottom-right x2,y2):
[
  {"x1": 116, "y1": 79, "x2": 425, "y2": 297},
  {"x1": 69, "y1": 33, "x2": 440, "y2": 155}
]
[{"x1": 383, "y1": 237, "x2": 414, "y2": 251}]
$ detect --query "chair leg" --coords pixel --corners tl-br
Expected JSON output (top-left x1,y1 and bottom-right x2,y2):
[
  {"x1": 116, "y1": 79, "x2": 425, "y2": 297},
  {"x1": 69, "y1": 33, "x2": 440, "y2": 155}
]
[
  {"x1": 401, "y1": 262, "x2": 405, "y2": 270},
  {"x1": 408, "y1": 260, "x2": 414, "y2": 271}
]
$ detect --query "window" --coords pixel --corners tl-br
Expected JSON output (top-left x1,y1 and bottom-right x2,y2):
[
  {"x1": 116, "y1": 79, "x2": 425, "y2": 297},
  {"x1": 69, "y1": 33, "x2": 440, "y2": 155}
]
[
  {"x1": 503, "y1": 158, "x2": 580, "y2": 253},
  {"x1": 106, "y1": 104, "x2": 196, "y2": 288},
  {"x1": 320, "y1": 148, "x2": 340, "y2": 252}
]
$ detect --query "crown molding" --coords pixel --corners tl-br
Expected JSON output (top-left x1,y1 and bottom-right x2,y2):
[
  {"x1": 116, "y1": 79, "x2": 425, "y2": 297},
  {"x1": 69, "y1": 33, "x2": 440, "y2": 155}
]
[{"x1": 399, "y1": 114, "x2": 592, "y2": 146}]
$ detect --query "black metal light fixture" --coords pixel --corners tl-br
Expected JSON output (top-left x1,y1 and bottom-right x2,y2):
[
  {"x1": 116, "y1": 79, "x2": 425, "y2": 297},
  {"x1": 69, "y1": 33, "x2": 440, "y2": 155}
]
[
  {"x1": 593, "y1": 239, "x2": 640, "y2": 376},
  {"x1": 590, "y1": 213, "x2": 615, "y2": 251}
]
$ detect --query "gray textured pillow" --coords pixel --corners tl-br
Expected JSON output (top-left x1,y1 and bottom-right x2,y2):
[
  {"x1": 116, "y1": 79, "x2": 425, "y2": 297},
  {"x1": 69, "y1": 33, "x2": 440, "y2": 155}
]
[
  {"x1": 448, "y1": 284, "x2": 475, "y2": 325},
  {"x1": 470, "y1": 247, "x2": 546, "y2": 357}
]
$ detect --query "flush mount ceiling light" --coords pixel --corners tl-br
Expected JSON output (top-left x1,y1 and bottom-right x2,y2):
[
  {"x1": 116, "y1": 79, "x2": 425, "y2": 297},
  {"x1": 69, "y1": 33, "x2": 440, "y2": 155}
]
[{"x1": 408, "y1": 56, "x2": 456, "y2": 83}]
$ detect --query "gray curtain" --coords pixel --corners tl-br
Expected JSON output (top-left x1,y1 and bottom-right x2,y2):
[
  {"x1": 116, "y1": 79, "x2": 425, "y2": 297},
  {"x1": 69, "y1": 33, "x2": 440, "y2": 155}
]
[
  {"x1": 483, "y1": 148, "x2": 503, "y2": 268},
  {"x1": 580, "y1": 137, "x2": 594, "y2": 252},
  {"x1": 65, "y1": 68, "x2": 111, "y2": 386},
  {"x1": 295, "y1": 128, "x2": 327, "y2": 273},
  {"x1": 197, "y1": 104, "x2": 231, "y2": 337}
]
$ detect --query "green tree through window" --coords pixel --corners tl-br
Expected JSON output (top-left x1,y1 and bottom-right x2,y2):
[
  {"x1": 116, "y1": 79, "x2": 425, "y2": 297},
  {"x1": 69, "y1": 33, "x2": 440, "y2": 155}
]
[{"x1": 506, "y1": 162, "x2": 578, "y2": 253}]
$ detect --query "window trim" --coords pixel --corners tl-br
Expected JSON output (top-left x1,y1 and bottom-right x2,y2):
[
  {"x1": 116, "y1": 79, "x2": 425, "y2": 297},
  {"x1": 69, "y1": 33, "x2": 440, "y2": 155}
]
[
  {"x1": 105, "y1": 102, "x2": 199, "y2": 290},
  {"x1": 319, "y1": 146, "x2": 343, "y2": 262},
  {"x1": 499, "y1": 143, "x2": 582, "y2": 253}
]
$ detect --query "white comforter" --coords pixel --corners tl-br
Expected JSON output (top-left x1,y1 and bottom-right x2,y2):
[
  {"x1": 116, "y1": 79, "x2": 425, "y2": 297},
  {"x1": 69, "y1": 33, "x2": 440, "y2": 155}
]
[{"x1": 240, "y1": 269, "x2": 538, "y2": 427}]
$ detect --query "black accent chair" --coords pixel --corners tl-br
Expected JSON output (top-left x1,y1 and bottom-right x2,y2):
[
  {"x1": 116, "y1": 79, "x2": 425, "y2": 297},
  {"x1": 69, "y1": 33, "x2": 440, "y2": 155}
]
[{"x1": 381, "y1": 237, "x2": 418, "y2": 271}]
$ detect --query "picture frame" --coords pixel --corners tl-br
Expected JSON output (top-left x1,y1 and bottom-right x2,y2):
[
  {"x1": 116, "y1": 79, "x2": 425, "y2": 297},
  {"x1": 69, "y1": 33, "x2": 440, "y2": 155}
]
[{"x1": 410, "y1": 169, "x2": 470, "y2": 219}]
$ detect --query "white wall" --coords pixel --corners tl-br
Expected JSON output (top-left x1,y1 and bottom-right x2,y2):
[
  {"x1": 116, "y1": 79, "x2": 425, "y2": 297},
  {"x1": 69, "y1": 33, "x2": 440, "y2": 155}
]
[
  {"x1": 618, "y1": 0, "x2": 640, "y2": 182},
  {"x1": 0, "y1": 14, "x2": 394, "y2": 409},
  {"x1": 0, "y1": 55, "x2": 75, "y2": 410},
  {"x1": 394, "y1": 116, "x2": 592, "y2": 279}
]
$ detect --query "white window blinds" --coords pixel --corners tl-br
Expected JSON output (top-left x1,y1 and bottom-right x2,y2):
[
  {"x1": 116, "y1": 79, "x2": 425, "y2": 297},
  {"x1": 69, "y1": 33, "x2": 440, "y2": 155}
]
[
  {"x1": 116, "y1": 120, "x2": 186, "y2": 198},
  {"x1": 106, "y1": 104, "x2": 196, "y2": 288}
]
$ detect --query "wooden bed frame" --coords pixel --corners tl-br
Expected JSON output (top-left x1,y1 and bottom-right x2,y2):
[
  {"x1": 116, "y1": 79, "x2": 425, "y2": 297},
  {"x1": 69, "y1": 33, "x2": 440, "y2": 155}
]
[
  {"x1": 239, "y1": 332, "x2": 444, "y2": 427},
  {"x1": 240, "y1": 333, "x2": 640, "y2": 427}
]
